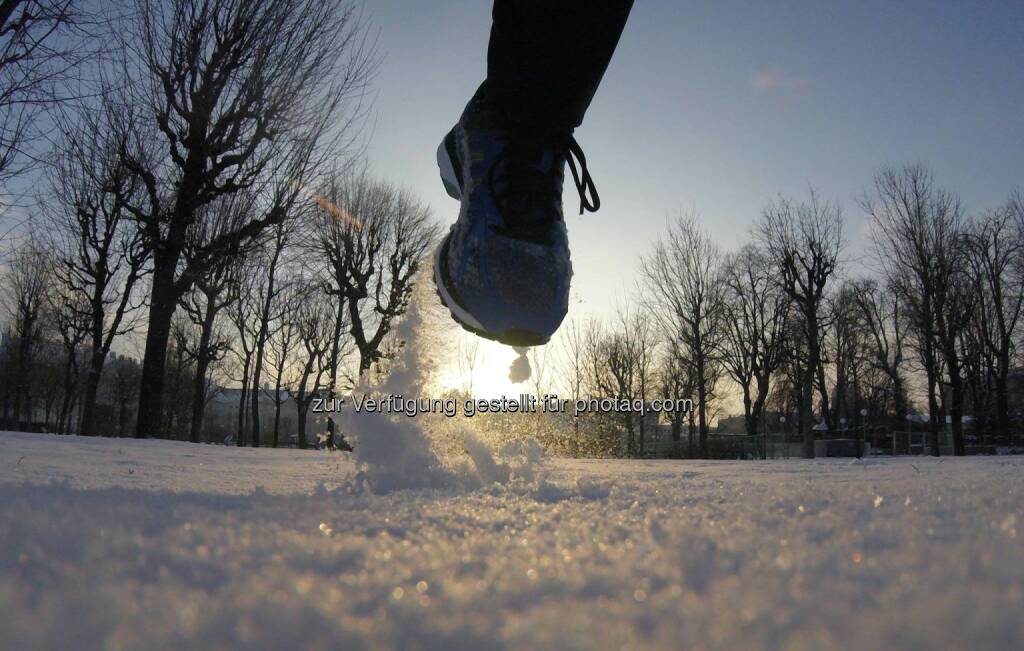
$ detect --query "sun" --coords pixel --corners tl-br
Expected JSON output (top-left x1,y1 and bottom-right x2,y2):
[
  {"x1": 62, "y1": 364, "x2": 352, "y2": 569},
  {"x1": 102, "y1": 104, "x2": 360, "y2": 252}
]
[{"x1": 437, "y1": 334, "x2": 536, "y2": 398}]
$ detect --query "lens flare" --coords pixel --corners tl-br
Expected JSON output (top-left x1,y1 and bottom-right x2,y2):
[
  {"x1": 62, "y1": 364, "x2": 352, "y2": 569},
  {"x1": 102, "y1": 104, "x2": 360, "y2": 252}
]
[{"x1": 288, "y1": 177, "x2": 362, "y2": 230}]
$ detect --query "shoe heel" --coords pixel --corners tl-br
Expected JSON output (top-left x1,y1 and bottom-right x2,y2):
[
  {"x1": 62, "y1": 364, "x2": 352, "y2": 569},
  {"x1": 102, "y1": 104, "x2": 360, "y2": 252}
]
[{"x1": 437, "y1": 133, "x2": 462, "y2": 201}]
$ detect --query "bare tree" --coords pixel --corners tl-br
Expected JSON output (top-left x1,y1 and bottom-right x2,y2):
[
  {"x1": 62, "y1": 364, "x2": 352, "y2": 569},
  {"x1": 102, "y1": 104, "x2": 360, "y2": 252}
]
[
  {"x1": 265, "y1": 280, "x2": 300, "y2": 448},
  {"x1": 720, "y1": 244, "x2": 790, "y2": 451},
  {"x1": 620, "y1": 308, "x2": 656, "y2": 456},
  {"x1": 959, "y1": 285, "x2": 994, "y2": 440},
  {"x1": 583, "y1": 319, "x2": 638, "y2": 456},
  {"x1": 164, "y1": 312, "x2": 197, "y2": 438},
  {"x1": 288, "y1": 279, "x2": 334, "y2": 449},
  {"x1": 555, "y1": 317, "x2": 589, "y2": 448},
  {"x1": 179, "y1": 249, "x2": 239, "y2": 442},
  {"x1": 120, "y1": 0, "x2": 376, "y2": 438},
  {"x1": 848, "y1": 278, "x2": 908, "y2": 427},
  {"x1": 826, "y1": 282, "x2": 876, "y2": 438},
  {"x1": 756, "y1": 192, "x2": 843, "y2": 458},
  {"x1": 49, "y1": 286, "x2": 89, "y2": 433},
  {"x1": 528, "y1": 344, "x2": 554, "y2": 401},
  {"x1": 864, "y1": 164, "x2": 969, "y2": 455},
  {"x1": 458, "y1": 334, "x2": 481, "y2": 396},
  {"x1": 247, "y1": 220, "x2": 294, "y2": 448},
  {"x1": 106, "y1": 353, "x2": 140, "y2": 436},
  {"x1": 641, "y1": 212, "x2": 725, "y2": 457},
  {"x1": 966, "y1": 202, "x2": 1024, "y2": 438},
  {"x1": 581, "y1": 307, "x2": 656, "y2": 456},
  {"x1": 47, "y1": 99, "x2": 147, "y2": 436},
  {"x1": 0, "y1": 0, "x2": 98, "y2": 193},
  {"x1": 226, "y1": 259, "x2": 258, "y2": 446},
  {"x1": 311, "y1": 169, "x2": 437, "y2": 375},
  {"x1": 1, "y1": 238, "x2": 53, "y2": 428},
  {"x1": 656, "y1": 337, "x2": 695, "y2": 453}
]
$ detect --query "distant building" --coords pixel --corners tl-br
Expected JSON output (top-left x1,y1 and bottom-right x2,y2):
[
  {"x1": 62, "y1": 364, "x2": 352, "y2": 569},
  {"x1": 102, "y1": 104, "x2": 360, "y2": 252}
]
[{"x1": 205, "y1": 386, "x2": 310, "y2": 446}]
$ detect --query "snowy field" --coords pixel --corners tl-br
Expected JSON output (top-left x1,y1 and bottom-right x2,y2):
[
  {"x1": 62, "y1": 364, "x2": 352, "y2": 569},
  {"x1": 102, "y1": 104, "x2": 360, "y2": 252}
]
[{"x1": 1, "y1": 430, "x2": 1022, "y2": 650}]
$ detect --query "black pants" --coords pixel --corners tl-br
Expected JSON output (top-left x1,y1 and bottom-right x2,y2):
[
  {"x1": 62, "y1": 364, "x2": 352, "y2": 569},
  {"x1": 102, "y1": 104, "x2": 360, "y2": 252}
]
[{"x1": 484, "y1": 0, "x2": 634, "y2": 131}]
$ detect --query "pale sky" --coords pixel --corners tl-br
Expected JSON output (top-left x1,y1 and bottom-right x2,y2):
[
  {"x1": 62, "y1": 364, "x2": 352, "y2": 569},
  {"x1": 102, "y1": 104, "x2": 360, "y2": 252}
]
[{"x1": 361, "y1": 0, "x2": 1024, "y2": 396}]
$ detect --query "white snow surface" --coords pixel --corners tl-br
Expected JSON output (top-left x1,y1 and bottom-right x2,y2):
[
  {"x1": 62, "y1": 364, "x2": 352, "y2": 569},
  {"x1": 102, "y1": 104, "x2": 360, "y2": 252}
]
[{"x1": 2, "y1": 430, "x2": 1023, "y2": 651}]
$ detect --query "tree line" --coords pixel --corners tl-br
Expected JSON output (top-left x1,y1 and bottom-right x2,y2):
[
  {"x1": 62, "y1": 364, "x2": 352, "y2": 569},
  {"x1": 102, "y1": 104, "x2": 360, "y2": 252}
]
[
  {"x1": 539, "y1": 168, "x2": 1023, "y2": 458},
  {"x1": 0, "y1": 0, "x2": 441, "y2": 446}
]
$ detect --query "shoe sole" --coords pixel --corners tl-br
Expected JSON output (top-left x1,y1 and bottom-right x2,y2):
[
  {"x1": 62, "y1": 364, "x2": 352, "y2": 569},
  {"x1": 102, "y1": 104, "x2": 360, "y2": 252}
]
[{"x1": 433, "y1": 232, "x2": 550, "y2": 347}]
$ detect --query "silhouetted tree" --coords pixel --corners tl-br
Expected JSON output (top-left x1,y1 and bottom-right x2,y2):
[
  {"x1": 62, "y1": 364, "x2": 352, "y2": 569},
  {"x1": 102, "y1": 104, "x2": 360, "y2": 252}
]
[
  {"x1": 312, "y1": 169, "x2": 437, "y2": 375},
  {"x1": 48, "y1": 99, "x2": 148, "y2": 436},
  {"x1": 1, "y1": 239, "x2": 53, "y2": 428},
  {"x1": 757, "y1": 192, "x2": 843, "y2": 458},
  {"x1": 642, "y1": 212, "x2": 725, "y2": 457},
  {"x1": 1, "y1": 0, "x2": 99, "y2": 193},
  {"x1": 720, "y1": 244, "x2": 790, "y2": 451},
  {"x1": 864, "y1": 164, "x2": 969, "y2": 455},
  {"x1": 966, "y1": 202, "x2": 1024, "y2": 438},
  {"x1": 121, "y1": 0, "x2": 376, "y2": 438}
]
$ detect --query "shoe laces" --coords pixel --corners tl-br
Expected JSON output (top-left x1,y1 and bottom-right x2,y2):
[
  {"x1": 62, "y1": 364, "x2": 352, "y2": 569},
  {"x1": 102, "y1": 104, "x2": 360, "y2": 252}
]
[{"x1": 487, "y1": 133, "x2": 600, "y2": 242}]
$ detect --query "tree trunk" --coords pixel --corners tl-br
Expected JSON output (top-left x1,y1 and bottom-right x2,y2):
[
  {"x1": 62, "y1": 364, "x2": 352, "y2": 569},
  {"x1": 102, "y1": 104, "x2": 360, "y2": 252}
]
[
  {"x1": 995, "y1": 350, "x2": 1010, "y2": 438},
  {"x1": 296, "y1": 392, "x2": 309, "y2": 450},
  {"x1": 948, "y1": 368, "x2": 967, "y2": 456},
  {"x1": 325, "y1": 297, "x2": 345, "y2": 446},
  {"x1": 118, "y1": 398, "x2": 129, "y2": 437},
  {"x1": 58, "y1": 352, "x2": 77, "y2": 435},
  {"x1": 43, "y1": 391, "x2": 53, "y2": 431},
  {"x1": 165, "y1": 342, "x2": 184, "y2": 439},
  {"x1": 752, "y1": 374, "x2": 770, "y2": 435},
  {"x1": 670, "y1": 414, "x2": 681, "y2": 442},
  {"x1": 136, "y1": 259, "x2": 179, "y2": 438},
  {"x1": 2, "y1": 377, "x2": 11, "y2": 422},
  {"x1": 687, "y1": 410, "x2": 696, "y2": 456},
  {"x1": 816, "y1": 357, "x2": 832, "y2": 431},
  {"x1": 80, "y1": 283, "x2": 110, "y2": 437},
  {"x1": 926, "y1": 367, "x2": 941, "y2": 456},
  {"x1": 272, "y1": 399, "x2": 282, "y2": 448},
  {"x1": 697, "y1": 356, "x2": 709, "y2": 458},
  {"x1": 189, "y1": 298, "x2": 217, "y2": 443},
  {"x1": 803, "y1": 311, "x2": 820, "y2": 459},
  {"x1": 801, "y1": 366, "x2": 815, "y2": 459},
  {"x1": 79, "y1": 348, "x2": 108, "y2": 437},
  {"x1": 250, "y1": 350, "x2": 264, "y2": 448},
  {"x1": 741, "y1": 382, "x2": 754, "y2": 436},
  {"x1": 271, "y1": 367, "x2": 284, "y2": 448},
  {"x1": 891, "y1": 371, "x2": 906, "y2": 425},
  {"x1": 13, "y1": 327, "x2": 33, "y2": 429},
  {"x1": 638, "y1": 403, "x2": 646, "y2": 457},
  {"x1": 623, "y1": 414, "x2": 635, "y2": 457},
  {"x1": 65, "y1": 393, "x2": 78, "y2": 435},
  {"x1": 753, "y1": 375, "x2": 770, "y2": 460},
  {"x1": 236, "y1": 357, "x2": 250, "y2": 447}
]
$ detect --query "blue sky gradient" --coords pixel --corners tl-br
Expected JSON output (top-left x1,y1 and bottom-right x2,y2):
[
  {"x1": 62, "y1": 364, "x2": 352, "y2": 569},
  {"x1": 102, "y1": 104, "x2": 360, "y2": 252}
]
[{"x1": 364, "y1": 0, "x2": 1023, "y2": 324}]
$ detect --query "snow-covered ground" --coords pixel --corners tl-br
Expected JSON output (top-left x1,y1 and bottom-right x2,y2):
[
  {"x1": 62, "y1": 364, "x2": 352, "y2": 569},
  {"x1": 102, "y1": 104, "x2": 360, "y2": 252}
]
[{"x1": 2, "y1": 430, "x2": 1022, "y2": 650}]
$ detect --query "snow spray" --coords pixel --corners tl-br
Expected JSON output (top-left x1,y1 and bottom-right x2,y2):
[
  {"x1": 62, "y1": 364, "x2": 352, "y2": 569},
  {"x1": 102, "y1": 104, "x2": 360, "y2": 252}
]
[
  {"x1": 331, "y1": 284, "x2": 547, "y2": 493},
  {"x1": 508, "y1": 346, "x2": 531, "y2": 383}
]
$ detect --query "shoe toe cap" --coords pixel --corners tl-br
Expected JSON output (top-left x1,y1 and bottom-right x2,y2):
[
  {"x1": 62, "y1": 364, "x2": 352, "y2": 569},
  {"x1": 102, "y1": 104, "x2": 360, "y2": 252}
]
[{"x1": 454, "y1": 233, "x2": 571, "y2": 341}]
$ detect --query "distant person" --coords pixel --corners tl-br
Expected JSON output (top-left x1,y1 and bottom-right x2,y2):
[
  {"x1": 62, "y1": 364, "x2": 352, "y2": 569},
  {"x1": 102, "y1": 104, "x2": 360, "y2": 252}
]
[{"x1": 434, "y1": 0, "x2": 634, "y2": 347}]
